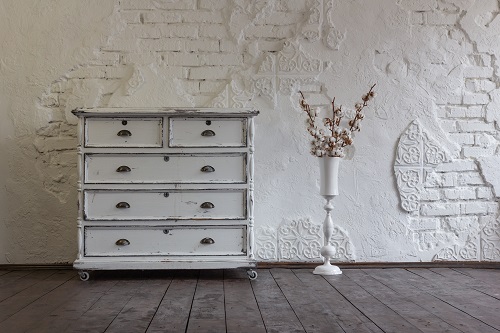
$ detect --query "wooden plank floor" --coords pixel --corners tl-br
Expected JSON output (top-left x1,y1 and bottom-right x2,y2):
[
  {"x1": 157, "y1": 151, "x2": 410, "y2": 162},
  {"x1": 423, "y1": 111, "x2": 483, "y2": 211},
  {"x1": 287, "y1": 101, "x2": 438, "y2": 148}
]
[{"x1": 0, "y1": 268, "x2": 498, "y2": 333}]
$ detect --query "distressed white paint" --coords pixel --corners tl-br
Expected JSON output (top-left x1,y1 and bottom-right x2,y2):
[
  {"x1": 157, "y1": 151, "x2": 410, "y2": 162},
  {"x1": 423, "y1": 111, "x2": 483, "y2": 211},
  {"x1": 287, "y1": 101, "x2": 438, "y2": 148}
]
[{"x1": 1, "y1": 0, "x2": 499, "y2": 264}]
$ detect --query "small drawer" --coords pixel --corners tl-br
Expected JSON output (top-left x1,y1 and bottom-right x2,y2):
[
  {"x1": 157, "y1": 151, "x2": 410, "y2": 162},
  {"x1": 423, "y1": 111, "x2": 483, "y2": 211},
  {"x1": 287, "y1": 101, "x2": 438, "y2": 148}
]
[
  {"x1": 84, "y1": 226, "x2": 246, "y2": 257},
  {"x1": 169, "y1": 118, "x2": 246, "y2": 147},
  {"x1": 85, "y1": 153, "x2": 246, "y2": 184},
  {"x1": 85, "y1": 118, "x2": 162, "y2": 148},
  {"x1": 84, "y1": 190, "x2": 246, "y2": 220}
]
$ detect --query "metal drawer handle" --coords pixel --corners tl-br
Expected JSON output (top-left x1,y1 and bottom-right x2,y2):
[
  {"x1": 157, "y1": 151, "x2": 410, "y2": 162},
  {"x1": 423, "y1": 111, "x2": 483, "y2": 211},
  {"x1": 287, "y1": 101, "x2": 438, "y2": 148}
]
[
  {"x1": 117, "y1": 129, "x2": 132, "y2": 137},
  {"x1": 116, "y1": 165, "x2": 131, "y2": 173},
  {"x1": 116, "y1": 202, "x2": 130, "y2": 209},
  {"x1": 200, "y1": 202, "x2": 214, "y2": 209},
  {"x1": 115, "y1": 239, "x2": 130, "y2": 246},
  {"x1": 201, "y1": 165, "x2": 215, "y2": 173},
  {"x1": 201, "y1": 129, "x2": 215, "y2": 137},
  {"x1": 200, "y1": 237, "x2": 215, "y2": 244}
]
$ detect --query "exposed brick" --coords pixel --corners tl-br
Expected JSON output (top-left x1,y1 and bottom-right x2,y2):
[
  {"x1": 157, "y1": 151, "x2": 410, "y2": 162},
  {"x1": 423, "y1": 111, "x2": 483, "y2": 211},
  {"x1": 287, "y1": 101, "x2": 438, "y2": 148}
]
[
  {"x1": 181, "y1": 80, "x2": 200, "y2": 94},
  {"x1": 129, "y1": 24, "x2": 162, "y2": 38},
  {"x1": 435, "y1": 160, "x2": 477, "y2": 172},
  {"x1": 142, "y1": 12, "x2": 182, "y2": 24},
  {"x1": 461, "y1": 202, "x2": 490, "y2": 215},
  {"x1": 220, "y1": 40, "x2": 238, "y2": 53},
  {"x1": 198, "y1": 24, "x2": 228, "y2": 39},
  {"x1": 466, "y1": 106, "x2": 485, "y2": 118},
  {"x1": 103, "y1": 37, "x2": 141, "y2": 52},
  {"x1": 163, "y1": 52, "x2": 200, "y2": 66},
  {"x1": 463, "y1": 93, "x2": 489, "y2": 105},
  {"x1": 159, "y1": 24, "x2": 199, "y2": 38},
  {"x1": 444, "y1": 216, "x2": 477, "y2": 231},
  {"x1": 120, "y1": 11, "x2": 142, "y2": 23},
  {"x1": 443, "y1": 188, "x2": 476, "y2": 200},
  {"x1": 185, "y1": 40, "x2": 220, "y2": 52},
  {"x1": 448, "y1": 133, "x2": 475, "y2": 145},
  {"x1": 463, "y1": 66, "x2": 494, "y2": 78},
  {"x1": 426, "y1": 12, "x2": 459, "y2": 25},
  {"x1": 420, "y1": 189, "x2": 441, "y2": 201},
  {"x1": 189, "y1": 66, "x2": 230, "y2": 80},
  {"x1": 477, "y1": 187, "x2": 494, "y2": 199},
  {"x1": 122, "y1": 52, "x2": 160, "y2": 65},
  {"x1": 198, "y1": 0, "x2": 229, "y2": 10},
  {"x1": 456, "y1": 120, "x2": 496, "y2": 132},
  {"x1": 201, "y1": 54, "x2": 243, "y2": 66},
  {"x1": 67, "y1": 66, "x2": 106, "y2": 79},
  {"x1": 181, "y1": 11, "x2": 224, "y2": 24},
  {"x1": 421, "y1": 203, "x2": 460, "y2": 216},
  {"x1": 138, "y1": 38, "x2": 184, "y2": 52},
  {"x1": 446, "y1": 106, "x2": 466, "y2": 118},
  {"x1": 105, "y1": 66, "x2": 130, "y2": 79},
  {"x1": 89, "y1": 52, "x2": 120, "y2": 66},
  {"x1": 458, "y1": 172, "x2": 485, "y2": 186},
  {"x1": 463, "y1": 146, "x2": 497, "y2": 158},
  {"x1": 154, "y1": 0, "x2": 196, "y2": 9}
]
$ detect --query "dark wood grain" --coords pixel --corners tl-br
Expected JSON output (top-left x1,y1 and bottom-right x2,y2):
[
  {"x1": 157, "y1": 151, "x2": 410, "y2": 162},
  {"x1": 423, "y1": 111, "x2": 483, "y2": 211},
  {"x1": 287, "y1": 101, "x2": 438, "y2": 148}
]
[
  {"x1": 147, "y1": 270, "x2": 199, "y2": 333},
  {"x1": 293, "y1": 269, "x2": 380, "y2": 333},
  {"x1": 252, "y1": 269, "x2": 305, "y2": 333},
  {"x1": 344, "y1": 269, "x2": 461, "y2": 332},
  {"x1": 270, "y1": 268, "x2": 346, "y2": 333},
  {"x1": 0, "y1": 268, "x2": 498, "y2": 332},
  {"x1": 186, "y1": 270, "x2": 226, "y2": 333},
  {"x1": 406, "y1": 268, "x2": 500, "y2": 330},
  {"x1": 0, "y1": 270, "x2": 77, "y2": 331},
  {"x1": 0, "y1": 270, "x2": 56, "y2": 302},
  {"x1": 225, "y1": 270, "x2": 266, "y2": 333},
  {"x1": 324, "y1": 269, "x2": 422, "y2": 333}
]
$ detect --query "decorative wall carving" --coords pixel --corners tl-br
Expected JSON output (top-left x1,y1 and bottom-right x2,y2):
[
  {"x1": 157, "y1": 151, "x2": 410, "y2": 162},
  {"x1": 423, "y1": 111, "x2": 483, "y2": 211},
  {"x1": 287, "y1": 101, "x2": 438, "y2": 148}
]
[
  {"x1": 394, "y1": 120, "x2": 450, "y2": 213},
  {"x1": 255, "y1": 218, "x2": 355, "y2": 262},
  {"x1": 432, "y1": 234, "x2": 479, "y2": 261},
  {"x1": 481, "y1": 217, "x2": 500, "y2": 261}
]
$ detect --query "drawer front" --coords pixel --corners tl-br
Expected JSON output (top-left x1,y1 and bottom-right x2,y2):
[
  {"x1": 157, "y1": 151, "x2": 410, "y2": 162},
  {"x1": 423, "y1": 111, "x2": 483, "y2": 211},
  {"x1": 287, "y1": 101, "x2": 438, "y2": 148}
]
[
  {"x1": 84, "y1": 190, "x2": 246, "y2": 220},
  {"x1": 85, "y1": 118, "x2": 163, "y2": 147},
  {"x1": 84, "y1": 226, "x2": 246, "y2": 256},
  {"x1": 169, "y1": 118, "x2": 246, "y2": 147},
  {"x1": 85, "y1": 153, "x2": 246, "y2": 184}
]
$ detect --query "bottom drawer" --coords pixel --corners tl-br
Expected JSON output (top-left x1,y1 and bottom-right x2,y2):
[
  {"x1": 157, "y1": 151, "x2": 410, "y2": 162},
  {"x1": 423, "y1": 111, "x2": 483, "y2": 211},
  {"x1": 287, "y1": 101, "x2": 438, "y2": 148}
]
[{"x1": 84, "y1": 226, "x2": 246, "y2": 257}]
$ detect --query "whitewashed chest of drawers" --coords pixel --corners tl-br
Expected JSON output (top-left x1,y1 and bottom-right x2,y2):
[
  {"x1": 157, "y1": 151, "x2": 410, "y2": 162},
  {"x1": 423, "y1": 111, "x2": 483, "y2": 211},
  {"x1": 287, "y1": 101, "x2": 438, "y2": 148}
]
[{"x1": 71, "y1": 108, "x2": 259, "y2": 280}]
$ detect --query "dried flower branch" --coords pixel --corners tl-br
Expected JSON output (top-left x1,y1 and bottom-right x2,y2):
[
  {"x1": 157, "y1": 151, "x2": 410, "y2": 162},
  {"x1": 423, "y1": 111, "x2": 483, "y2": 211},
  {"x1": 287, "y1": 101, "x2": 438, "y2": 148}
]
[{"x1": 299, "y1": 84, "x2": 376, "y2": 158}]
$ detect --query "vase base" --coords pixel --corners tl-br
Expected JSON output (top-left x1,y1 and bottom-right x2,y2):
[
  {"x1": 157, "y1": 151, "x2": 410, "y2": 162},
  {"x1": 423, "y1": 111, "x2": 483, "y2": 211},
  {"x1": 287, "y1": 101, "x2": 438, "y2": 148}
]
[{"x1": 313, "y1": 264, "x2": 342, "y2": 275}]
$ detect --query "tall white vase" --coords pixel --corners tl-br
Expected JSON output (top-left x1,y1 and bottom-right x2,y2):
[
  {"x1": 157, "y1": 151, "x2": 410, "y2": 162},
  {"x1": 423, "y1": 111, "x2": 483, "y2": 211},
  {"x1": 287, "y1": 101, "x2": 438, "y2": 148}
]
[{"x1": 313, "y1": 156, "x2": 342, "y2": 275}]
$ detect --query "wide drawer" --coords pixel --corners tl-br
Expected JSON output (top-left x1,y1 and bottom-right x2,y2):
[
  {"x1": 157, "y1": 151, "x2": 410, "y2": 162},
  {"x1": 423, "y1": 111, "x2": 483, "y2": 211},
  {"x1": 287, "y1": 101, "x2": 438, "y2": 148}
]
[
  {"x1": 84, "y1": 190, "x2": 246, "y2": 220},
  {"x1": 85, "y1": 153, "x2": 246, "y2": 184},
  {"x1": 169, "y1": 118, "x2": 246, "y2": 147},
  {"x1": 85, "y1": 118, "x2": 163, "y2": 148},
  {"x1": 84, "y1": 226, "x2": 246, "y2": 256}
]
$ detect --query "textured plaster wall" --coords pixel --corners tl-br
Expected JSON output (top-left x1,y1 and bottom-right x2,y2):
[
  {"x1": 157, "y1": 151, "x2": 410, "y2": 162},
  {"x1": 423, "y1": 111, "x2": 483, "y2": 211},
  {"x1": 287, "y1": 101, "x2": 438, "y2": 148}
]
[{"x1": 0, "y1": 0, "x2": 499, "y2": 264}]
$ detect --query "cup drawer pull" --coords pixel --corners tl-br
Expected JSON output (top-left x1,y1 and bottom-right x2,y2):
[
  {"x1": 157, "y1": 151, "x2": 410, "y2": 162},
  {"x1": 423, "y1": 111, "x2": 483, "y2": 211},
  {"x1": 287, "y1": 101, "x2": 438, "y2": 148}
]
[
  {"x1": 201, "y1": 165, "x2": 215, "y2": 173},
  {"x1": 115, "y1": 239, "x2": 130, "y2": 246},
  {"x1": 201, "y1": 129, "x2": 215, "y2": 137},
  {"x1": 116, "y1": 165, "x2": 131, "y2": 173},
  {"x1": 200, "y1": 202, "x2": 214, "y2": 209},
  {"x1": 200, "y1": 237, "x2": 215, "y2": 244},
  {"x1": 117, "y1": 129, "x2": 132, "y2": 137},
  {"x1": 116, "y1": 202, "x2": 130, "y2": 209}
]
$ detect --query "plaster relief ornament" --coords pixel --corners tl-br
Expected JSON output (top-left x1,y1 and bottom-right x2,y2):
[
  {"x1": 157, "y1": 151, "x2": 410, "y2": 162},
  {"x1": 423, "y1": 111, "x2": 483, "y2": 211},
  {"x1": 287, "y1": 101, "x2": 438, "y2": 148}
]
[{"x1": 298, "y1": 85, "x2": 376, "y2": 275}]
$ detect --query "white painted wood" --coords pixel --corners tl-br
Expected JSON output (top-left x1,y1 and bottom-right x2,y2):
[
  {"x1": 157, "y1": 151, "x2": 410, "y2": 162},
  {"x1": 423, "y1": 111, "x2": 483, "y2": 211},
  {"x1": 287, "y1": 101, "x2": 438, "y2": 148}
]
[
  {"x1": 169, "y1": 118, "x2": 246, "y2": 147},
  {"x1": 84, "y1": 226, "x2": 246, "y2": 256},
  {"x1": 85, "y1": 153, "x2": 246, "y2": 184},
  {"x1": 71, "y1": 108, "x2": 258, "y2": 274},
  {"x1": 85, "y1": 118, "x2": 163, "y2": 147},
  {"x1": 84, "y1": 190, "x2": 246, "y2": 220}
]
